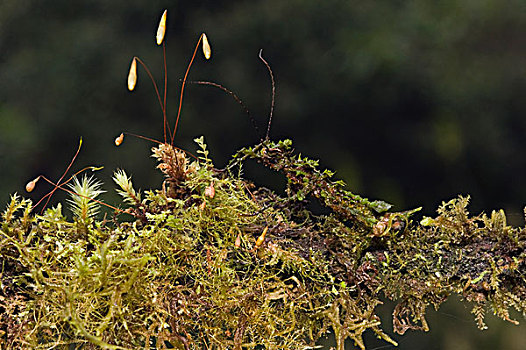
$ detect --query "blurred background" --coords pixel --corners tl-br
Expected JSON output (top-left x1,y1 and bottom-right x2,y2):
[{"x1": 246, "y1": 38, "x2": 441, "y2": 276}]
[{"x1": 0, "y1": 0, "x2": 525, "y2": 348}]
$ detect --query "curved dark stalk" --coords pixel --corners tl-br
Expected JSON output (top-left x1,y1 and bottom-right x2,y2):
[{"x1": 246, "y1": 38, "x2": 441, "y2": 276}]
[
  {"x1": 134, "y1": 57, "x2": 165, "y2": 121},
  {"x1": 37, "y1": 176, "x2": 125, "y2": 214},
  {"x1": 188, "y1": 80, "x2": 262, "y2": 140},
  {"x1": 123, "y1": 132, "x2": 198, "y2": 160}
]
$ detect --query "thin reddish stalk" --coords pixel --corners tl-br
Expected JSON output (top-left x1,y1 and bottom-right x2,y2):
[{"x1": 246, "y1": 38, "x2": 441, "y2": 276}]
[
  {"x1": 171, "y1": 34, "x2": 204, "y2": 145},
  {"x1": 135, "y1": 57, "x2": 165, "y2": 118},
  {"x1": 37, "y1": 176, "x2": 125, "y2": 214},
  {"x1": 162, "y1": 42, "x2": 169, "y2": 143},
  {"x1": 124, "y1": 132, "x2": 198, "y2": 160},
  {"x1": 40, "y1": 140, "x2": 83, "y2": 212},
  {"x1": 35, "y1": 165, "x2": 102, "y2": 212}
]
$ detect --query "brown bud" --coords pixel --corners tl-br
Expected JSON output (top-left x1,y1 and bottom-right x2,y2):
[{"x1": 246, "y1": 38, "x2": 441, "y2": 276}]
[
  {"x1": 373, "y1": 215, "x2": 389, "y2": 237},
  {"x1": 25, "y1": 176, "x2": 40, "y2": 192},
  {"x1": 255, "y1": 226, "x2": 268, "y2": 249},
  {"x1": 115, "y1": 133, "x2": 124, "y2": 146},
  {"x1": 204, "y1": 181, "x2": 215, "y2": 198},
  {"x1": 235, "y1": 233, "x2": 241, "y2": 248}
]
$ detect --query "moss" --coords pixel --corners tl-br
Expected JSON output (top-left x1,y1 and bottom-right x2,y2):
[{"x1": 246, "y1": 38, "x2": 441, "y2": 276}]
[
  {"x1": 1, "y1": 136, "x2": 525, "y2": 350},
  {"x1": 2, "y1": 11, "x2": 525, "y2": 348}
]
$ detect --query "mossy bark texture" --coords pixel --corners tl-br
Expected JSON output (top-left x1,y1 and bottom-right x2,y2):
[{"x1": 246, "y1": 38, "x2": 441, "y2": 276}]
[{"x1": 1, "y1": 138, "x2": 525, "y2": 349}]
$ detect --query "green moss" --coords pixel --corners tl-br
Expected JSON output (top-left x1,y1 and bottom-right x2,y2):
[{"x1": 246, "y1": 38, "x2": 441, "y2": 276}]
[
  {"x1": 2, "y1": 12, "x2": 526, "y2": 348},
  {"x1": 1, "y1": 137, "x2": 525, "y2": 349}
]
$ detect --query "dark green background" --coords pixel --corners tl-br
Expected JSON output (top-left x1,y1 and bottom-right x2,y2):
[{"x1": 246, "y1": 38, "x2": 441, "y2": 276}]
[{"x1": 1, "y1": 1, "x2": 525, "y2": 349}]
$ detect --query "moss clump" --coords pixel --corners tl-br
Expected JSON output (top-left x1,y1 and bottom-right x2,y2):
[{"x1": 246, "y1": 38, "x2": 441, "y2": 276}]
[{"x1": 1, "y1": 136, "x2": 526, "y2": 349}]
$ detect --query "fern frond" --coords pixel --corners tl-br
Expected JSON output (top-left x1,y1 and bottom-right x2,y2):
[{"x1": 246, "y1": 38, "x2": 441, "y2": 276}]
[{"x1": 67, "y1": 175, "x2": 105, "y2": 222}]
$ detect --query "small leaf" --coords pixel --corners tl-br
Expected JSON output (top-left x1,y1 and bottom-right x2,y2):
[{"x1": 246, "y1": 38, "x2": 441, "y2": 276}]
[
  {"x1": 420, "y1": 217, "x2": 435, "y2": 226},
  {"x1": 370, "y1": 200, "x2": 393, "y2": 213}
]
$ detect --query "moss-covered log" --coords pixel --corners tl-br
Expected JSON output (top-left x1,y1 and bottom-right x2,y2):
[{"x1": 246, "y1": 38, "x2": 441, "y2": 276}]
[{"x1": 1, "y1": 138, "x2": 525, "y2": 349}]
